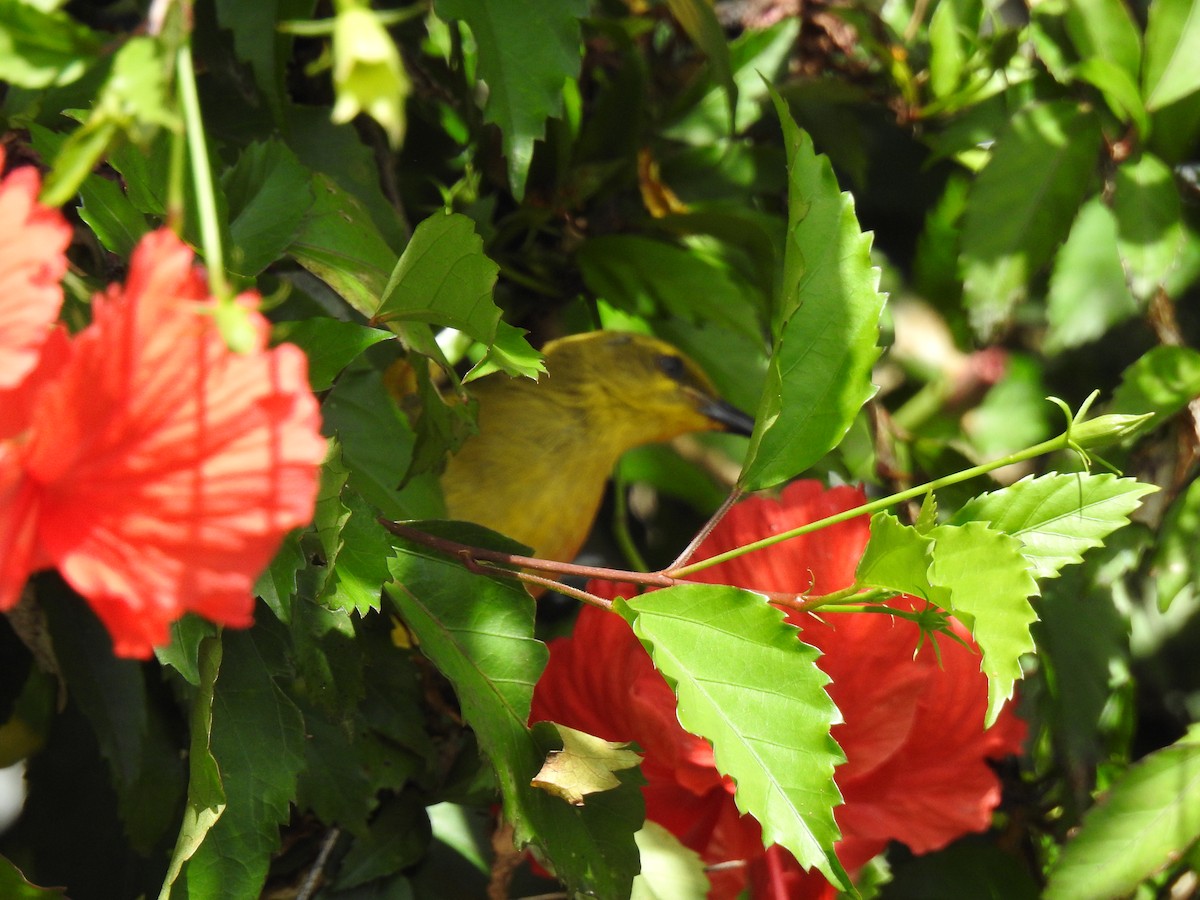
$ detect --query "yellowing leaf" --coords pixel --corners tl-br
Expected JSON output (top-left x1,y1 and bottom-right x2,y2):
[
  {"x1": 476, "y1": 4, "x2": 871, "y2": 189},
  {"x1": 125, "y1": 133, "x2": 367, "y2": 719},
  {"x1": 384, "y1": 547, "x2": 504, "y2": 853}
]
[{"x1": 531, "y1": 725, "x2": 642, "y2": 806}]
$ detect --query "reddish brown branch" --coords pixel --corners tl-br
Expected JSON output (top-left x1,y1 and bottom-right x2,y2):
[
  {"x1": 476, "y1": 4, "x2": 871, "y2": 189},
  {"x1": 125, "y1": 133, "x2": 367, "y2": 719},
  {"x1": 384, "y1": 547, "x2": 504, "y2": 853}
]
[{"x1": 379, "y1": 519, "x2": 846, "y2": 614}]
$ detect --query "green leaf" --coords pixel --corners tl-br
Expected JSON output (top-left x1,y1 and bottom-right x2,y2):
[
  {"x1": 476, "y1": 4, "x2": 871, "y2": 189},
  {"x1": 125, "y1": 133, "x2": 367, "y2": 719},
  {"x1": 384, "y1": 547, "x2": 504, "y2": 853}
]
[
  {"x1": 883, "y1": 836, "x2": 1041, "y2": 899},
  {"x1": 294, "y1": 708, "x2": 402, "y2": 840},
  {"x1": 1045, "y1": 196, "x2": 1138, "y2": 352},
  {"x1": 272, "y1": 318, "x2": 392, "y2": 392},
  {"x1": 630, "y1": 822, "x2": 711, "y2": 900},
  {"x1": 1151, "y1": 476, "x2": 1200, "y2": 611},
  {"x1": 927, "y1": 522, "x2": 1038, "y2": 725},
  {"x1": 1044, "y1": 726, "x2": 1200, "y2": 900},
  {"x1": 0, "y1": 856, "x2": 68, "y2": 899},
  {"x1": 222, "y1": 139, "x2": 314, "y2": 276},
  {"x1": 738, "y1": 88, "x2": 884, "y2": 492},
  {"x1": 967, "y1": 354, "x2": 1055, "y2": 458},
  {"x1": 960, "y1": 101, "x2": 1101, "y2": 337},
  {"x1": 0, "y1": 2, "x2": 101, "y2": 88},
  {"x1": 662, "y1": 18, "x2": 798, "y2": 143},
  {"x1": 576, "y1": 234, "x2": 764, "y2": 340},
  {"x1": 432, "y1": 0, "x2": 587, "y2": 197},
  {"x1": 1112, "y1": 152, "x2": 1189, "y2": 300},
  {"x1": 384, "y1": 528, "x2": 542, "y2": 798},
  {"x1": 1143, "y1": 0, "x2": 1200, "y2": 111},
  {"x1": 161, "y1": 635, "x2": 226, "y2": 895},
  {"x1": 1074, "y1": 56, "x2": 1148, "y2": 135},
  {"x1": 77, "y1": 171, "x2": 149, "y2": 256},
  {"x1": 955, "y1": 473, "x2": 1157, "y2": 580},
  {"x1": 334, "y1": 793, "x2": 431, "y2": 889},
  {"x1": 40, "y1": 115, "x2": 120, "y2": 208},
  {"x1": 41, "y1": 36, "x2": 176, "y2": 206},
  {"x1": 316, "y1": 466, "x2": 395, "y2": 616},
  {"x1": 856, "y1": 511, "x2": 948, "y2": 607},
  {"x1": 214, "y1": 0, "x2": 306, "y2": 124},
  {"x1": 665, "y1": 0, "x2": 737, "y2": 130},
  {"x1": 289, "y1": 173, "x2": 399, "y2": 318},
  {"x1": 1110, "y1": 344, "x2": 1200, "y2": 431},
  {"x1": 1036, "y1": 572, "x2": 1129, "y2": 785},
  {"x1": 1064, "y1": 0, "x2": 1141, "y2": 84},
  {"x1": 480, "y1": 319, "x2": 546, "y2": 380},
  {"x1": 857, "y1": 512, "x2": 1041, "y2": 726},
  {"x1": 385, "y1": 533, "x2": 642, "y2": 897},
  {"x1": 320, "y1": 367, "x2": 416, "y2": 518},
  {"x1": 253, "y1": 530, "x2": 307, "y2": 624},
  {"x1": 928, "y1": 0, "x2": 979, "y2": 99},
  {"x1": 179, "y1": 631, "x2": 306, "y2": 898},
  {"x1": 285, "y1": 103, "x2": 409, "y2": 250},
  {"x1": 374, "y1": 212, "x2": 540, "y2": 378},
  {"x1": 620, "y1": 584, "x2": 849, "y2": 889}
]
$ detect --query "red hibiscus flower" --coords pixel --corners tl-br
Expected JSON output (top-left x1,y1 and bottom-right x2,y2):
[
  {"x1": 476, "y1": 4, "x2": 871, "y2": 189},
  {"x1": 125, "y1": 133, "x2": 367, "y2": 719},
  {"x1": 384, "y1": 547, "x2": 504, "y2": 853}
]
[
  {"x1": 0, "y1": 156, "x2": 325, "y2": 658},
  {"x1": 530, "y1": 481, "x2": 1026, "y2": 898}
]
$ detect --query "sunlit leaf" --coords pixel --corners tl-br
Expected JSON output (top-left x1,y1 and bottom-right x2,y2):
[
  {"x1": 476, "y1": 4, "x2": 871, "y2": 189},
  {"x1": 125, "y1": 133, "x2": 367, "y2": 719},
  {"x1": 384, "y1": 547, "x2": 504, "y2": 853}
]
[
  {"x1": 1113, "y1": 152, "x2": 1190, "y2": 300},
  {"x1": 531, "y1": 724, "x2": 642, "y2": 806},
  {"x1": 1044, "y1": 726, "x2": 1200, "y2": 900},
  {"x1": 0, "y1": 856, "x2": 68, "y2": 899},
  {"x1": 631, "y1": 822, "x2": 711, "y2": 900},
  {"x1": 180, "y1": 631, "x2": 306, "y2": 897},
  {"x1": 386, "y1": 529, "x2": 642, "y2": 897},
  {"x1": 739, "y1": 88, "x2": 883, "y2": 491},
  {"x1": 1045, "y1": 197, "x2": 1138, "y2": 352},
  {"x1": 0, "y1": 1, "x2": 100, "y2": 89},
  {"x1": 160, "y1": 636, "x2": 226, "y2": 894},
  {"x1": 663, "y1": 18, "x2": 798, "y2": 143},
  {"x1": 620, "y1": 584, "x2": 849, "y2": 889},
  {"x1": 272, "y1": 318, "x2": 393, "y2": 393},
  {"x1": 955, "y1": 473, "x2": 1157, "y2": 580},
  {"x1": 856, "y1": 511, "x2": 948, "y2": 607},
  {"x1": 432, "y1": 0, "x2": 587, "y2": 197},
  {"x1": 1151, "y1": 476, "x2": 1200, "y2": 611},
  {"x1": 1110, "y1": 344, "x2": 1200, "y2": 433},
  {"x1": 1064, "y1": 0, "x2": 1141, "y2": 84},
  {"x1": 222, "y1": 139, "x2": 314, "y2": 276},
  {"x1": 1143, "y1": 0, "x2": 1200, "y2": 110},
  {"x1": 665, "y1": 0, "x2": 737, "y2": 130},
  {"x1": 961, "y1": 101, "x2": 1101, "y2": 337},
  {"x1": 927, "y1": 522, "x2": 1038, "y2": 726},
  {"x1": 374, "y1": 212, "x2": 542, "y2": 379},
  {"x1": 289, "y1": 173, "x2": 398, "y2": 317},
  {"x1": 314, "y1": 452, "x2": 394, "y2": 617}
]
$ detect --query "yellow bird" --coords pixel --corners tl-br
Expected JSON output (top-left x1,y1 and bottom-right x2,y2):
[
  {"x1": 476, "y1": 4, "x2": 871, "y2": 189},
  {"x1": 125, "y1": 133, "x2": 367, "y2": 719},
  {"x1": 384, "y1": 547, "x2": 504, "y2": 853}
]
[{"x1": 441, "y1": 331, "x2": 755, "y2": 564}]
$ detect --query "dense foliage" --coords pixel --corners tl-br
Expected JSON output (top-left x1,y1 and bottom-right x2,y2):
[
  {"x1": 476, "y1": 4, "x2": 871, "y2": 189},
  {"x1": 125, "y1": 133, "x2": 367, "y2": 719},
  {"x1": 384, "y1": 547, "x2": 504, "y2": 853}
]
[{"x1": 2, "y1": 0, "x2": 1200, "y2": 897}]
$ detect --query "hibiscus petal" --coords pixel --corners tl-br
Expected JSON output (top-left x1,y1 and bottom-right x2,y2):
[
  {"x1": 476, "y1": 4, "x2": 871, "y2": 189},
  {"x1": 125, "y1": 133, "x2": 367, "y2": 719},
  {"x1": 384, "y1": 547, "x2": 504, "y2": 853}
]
[
  {"x1": 531, "y1": 481, "x2": 1026, "y2": 899},
  {"x1": 0, "y1": 151, "x2": 71, "y2": 390},
  {"x1": 17, "y1": 229, "x2": 325, "y2": 657}
]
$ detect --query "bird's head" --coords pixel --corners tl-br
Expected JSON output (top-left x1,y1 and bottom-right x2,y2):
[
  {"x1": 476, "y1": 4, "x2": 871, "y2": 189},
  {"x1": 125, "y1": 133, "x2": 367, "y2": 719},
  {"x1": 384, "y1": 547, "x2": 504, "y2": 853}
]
[{"x1": 541, "y1": 331, "x2": 756, "y2": 446}]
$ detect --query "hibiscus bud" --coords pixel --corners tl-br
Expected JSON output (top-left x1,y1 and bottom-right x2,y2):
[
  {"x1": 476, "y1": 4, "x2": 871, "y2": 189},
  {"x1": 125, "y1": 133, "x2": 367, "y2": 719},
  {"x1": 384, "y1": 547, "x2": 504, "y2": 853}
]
[{"x1": 1070, "y1": 412, "x2": 1154, "y2": 449}]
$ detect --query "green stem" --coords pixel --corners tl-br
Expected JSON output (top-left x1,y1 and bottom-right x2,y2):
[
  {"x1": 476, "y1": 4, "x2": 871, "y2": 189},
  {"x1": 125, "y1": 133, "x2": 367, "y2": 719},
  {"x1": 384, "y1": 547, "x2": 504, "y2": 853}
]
[
  {"x1": 612, "y1": 473, "x2": 650, "y2": 573},
  {"x1": 670, "y1": 432, "x2": 1068, "y2": 578},
  {"x1": 175, "y1": 41, "x2": 227, "y2": 300}
]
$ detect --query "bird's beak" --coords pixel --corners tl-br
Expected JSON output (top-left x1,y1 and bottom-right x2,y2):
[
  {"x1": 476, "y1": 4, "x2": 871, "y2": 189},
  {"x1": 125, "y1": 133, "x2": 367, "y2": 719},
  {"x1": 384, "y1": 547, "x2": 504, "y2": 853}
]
[{"x1": 699, "y1": 397, "x2": 756, "y2": 436}]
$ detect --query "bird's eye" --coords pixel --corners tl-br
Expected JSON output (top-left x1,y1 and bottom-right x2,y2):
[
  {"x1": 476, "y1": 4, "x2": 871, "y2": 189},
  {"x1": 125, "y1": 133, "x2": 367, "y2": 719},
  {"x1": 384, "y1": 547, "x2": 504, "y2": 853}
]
[{"x1": 656, "y1": 354, "x2": 686, "y2": 380}]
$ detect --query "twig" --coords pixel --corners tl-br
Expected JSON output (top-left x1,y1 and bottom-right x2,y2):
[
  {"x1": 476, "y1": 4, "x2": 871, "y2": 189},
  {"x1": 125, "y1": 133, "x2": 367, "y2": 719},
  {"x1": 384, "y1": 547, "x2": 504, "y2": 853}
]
[
  {"x1": 666, "y1": 488, "x2": 742, "y2": 573},
  {"x1": 380, "y1": 519, "x2": 832, "y2": 611},
  {"x1": 297, "y1": 827, "x2": 341, "y2": 900}
]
